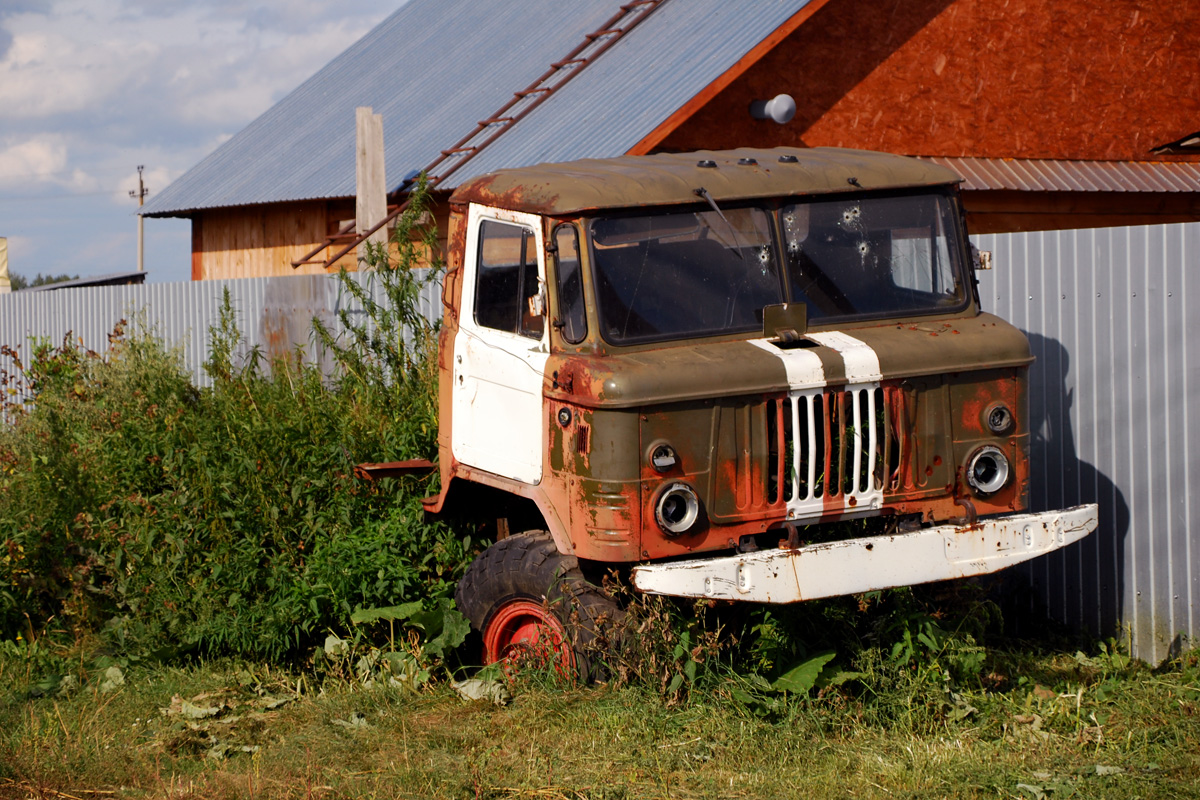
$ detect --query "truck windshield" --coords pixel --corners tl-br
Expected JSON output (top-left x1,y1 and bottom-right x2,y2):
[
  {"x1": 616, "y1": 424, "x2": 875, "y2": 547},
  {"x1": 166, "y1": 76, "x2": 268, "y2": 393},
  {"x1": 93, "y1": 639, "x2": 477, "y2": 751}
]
[
  {"x1": 590, "y1": 207, "x2": 783, "y2": 344},
  {"x1": 781, "y1": 192, "x2": 966, "y2": 321},
  {"x1": 588, "y1": 192, "x2": 967, "y2": 345}
]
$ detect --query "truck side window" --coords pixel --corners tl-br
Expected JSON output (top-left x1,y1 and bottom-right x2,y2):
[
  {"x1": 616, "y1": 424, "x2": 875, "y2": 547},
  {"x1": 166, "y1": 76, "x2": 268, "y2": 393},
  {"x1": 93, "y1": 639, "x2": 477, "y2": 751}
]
[
  {"x1": 475, "y1": 219, "x2": 542, "y2": 339},
  {"x1": 553, "y1": 224, "x2": 587, "y2": 344}
]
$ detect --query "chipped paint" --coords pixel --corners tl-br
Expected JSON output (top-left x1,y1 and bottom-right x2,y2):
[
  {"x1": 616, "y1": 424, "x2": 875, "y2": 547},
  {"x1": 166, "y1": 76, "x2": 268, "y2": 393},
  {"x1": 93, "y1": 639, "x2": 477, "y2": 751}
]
[
  {"x1": 632, "y1": 505, "x2": 1100, "y2": 602},
  {"x1": 427, "y1": 148, "x2": 1093, "y2": 594}
]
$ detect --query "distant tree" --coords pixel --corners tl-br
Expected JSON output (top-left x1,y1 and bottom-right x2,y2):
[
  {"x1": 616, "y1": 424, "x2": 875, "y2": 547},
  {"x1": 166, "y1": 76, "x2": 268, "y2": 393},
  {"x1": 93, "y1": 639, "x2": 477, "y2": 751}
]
[{"x1": 9, "y1": 272, "x2": 79, "y2": 291}]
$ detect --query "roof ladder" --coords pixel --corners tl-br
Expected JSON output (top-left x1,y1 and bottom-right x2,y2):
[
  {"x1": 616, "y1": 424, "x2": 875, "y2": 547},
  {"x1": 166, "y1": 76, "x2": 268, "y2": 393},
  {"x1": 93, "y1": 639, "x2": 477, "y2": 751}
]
[{"x1": 292, "y1": 0, "x2": 667, "y2": 270}]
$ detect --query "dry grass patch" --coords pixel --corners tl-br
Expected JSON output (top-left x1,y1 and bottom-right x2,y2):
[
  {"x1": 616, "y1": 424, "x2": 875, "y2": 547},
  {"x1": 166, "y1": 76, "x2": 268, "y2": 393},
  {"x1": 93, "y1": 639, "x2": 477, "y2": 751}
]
[{"x1": 0, "y1": 648, "x2": 1197, "y2": 799}]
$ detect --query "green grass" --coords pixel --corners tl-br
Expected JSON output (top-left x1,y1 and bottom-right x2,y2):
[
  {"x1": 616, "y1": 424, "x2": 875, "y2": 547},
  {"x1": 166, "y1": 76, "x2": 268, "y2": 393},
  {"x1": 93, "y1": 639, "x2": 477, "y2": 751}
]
[{"x1": 1, "y1": 645, "x2": 1197, "y2": 799}]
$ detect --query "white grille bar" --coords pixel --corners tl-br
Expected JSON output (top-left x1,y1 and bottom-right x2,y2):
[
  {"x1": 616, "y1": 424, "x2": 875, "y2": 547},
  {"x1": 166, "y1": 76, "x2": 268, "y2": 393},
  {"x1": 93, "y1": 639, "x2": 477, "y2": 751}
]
[{"x1": 783, "y1": 382, "x2": 885, "y2": 520}]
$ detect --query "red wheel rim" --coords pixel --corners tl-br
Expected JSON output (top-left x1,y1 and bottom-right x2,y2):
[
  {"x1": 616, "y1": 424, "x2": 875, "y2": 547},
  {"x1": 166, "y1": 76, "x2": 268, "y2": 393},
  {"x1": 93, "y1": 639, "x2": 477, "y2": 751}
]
[{"x1": 483, "y1": 598, "x2": 573, "y2": 672}]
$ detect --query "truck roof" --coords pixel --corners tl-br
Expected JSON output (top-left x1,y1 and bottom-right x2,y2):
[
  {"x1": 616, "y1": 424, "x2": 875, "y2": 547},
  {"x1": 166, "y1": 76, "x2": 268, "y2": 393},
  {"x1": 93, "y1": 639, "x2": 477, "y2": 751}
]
[{"x1": 450, "y1": 146, "x2": 961, "y2": 215}]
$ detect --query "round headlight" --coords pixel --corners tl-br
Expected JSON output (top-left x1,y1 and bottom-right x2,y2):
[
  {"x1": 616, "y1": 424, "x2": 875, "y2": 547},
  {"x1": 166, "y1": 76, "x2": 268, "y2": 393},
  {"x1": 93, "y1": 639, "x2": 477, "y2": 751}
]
[
  {"x1": 985, "y1": 402, "x2": 1014, "y2": 435},
  {"x1": 966, "y1": 446, "x2": 1010, "y2": 495},
  {"x1": 655, "y1": 483, "x2": 700, "y2": 536}
]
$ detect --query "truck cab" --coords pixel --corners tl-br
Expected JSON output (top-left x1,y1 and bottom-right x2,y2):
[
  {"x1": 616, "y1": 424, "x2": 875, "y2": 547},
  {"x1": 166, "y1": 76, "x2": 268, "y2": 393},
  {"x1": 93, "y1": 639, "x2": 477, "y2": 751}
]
[{"x1": 431, "y1": 147, "x2": 1097, "y2": 667}]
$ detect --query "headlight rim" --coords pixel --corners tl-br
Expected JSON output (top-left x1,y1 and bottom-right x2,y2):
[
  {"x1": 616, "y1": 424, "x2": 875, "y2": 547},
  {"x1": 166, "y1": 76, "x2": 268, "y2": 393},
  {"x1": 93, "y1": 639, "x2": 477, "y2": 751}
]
[
  {"x1": 654, "y1": 481, "x2": 701, "y2": 536},
  {"x1": 965, "y1": 445, "x2": 1010, "y2": 496}
]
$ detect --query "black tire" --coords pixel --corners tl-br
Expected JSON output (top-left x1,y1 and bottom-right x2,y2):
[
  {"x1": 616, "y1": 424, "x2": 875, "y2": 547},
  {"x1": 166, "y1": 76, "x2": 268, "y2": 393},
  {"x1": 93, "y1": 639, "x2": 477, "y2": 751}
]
[{"x1": 455, "y1": 531, "x2": 623, "y2": 681}]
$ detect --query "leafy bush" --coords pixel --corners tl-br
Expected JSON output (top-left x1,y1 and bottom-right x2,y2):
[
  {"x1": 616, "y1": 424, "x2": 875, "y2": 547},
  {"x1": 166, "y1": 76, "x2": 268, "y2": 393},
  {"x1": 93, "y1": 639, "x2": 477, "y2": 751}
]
[{"x1": 0, "y1": 181, "x2": 471, "y2": 660}]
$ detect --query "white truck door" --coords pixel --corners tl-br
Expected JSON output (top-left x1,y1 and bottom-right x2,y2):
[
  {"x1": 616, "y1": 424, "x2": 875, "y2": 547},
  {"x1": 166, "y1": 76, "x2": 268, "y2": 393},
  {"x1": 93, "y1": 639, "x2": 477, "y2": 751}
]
[{"x1": 451, "y1": 204, "x2": 549, "y2": 484}]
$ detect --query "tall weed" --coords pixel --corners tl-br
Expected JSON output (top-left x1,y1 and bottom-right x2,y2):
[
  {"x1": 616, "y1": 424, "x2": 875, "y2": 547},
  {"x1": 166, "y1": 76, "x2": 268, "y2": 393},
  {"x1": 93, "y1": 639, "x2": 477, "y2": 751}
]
[{"x1": 0, "y1": 182, "x2": 469, "y2": 662}]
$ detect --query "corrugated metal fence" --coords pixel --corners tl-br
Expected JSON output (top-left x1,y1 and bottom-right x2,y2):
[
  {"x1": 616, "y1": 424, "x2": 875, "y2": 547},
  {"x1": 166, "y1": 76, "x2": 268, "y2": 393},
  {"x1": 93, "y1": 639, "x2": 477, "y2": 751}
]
[
  {"x1": 976, "y1": 222, "x2": 1198, "y2": 662},
  {"x1": 0, "y1": 270, "x2": 441, "y2": 396},
  {"x1": 2, "y1": 223, "x2": 1197, "y2": 662}
]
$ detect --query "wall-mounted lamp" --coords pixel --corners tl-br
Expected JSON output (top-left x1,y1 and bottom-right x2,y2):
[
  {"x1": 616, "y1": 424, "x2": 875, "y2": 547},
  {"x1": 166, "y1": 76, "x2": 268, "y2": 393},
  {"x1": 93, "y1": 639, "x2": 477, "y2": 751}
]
[{"x1": 749, "y1": 93, "x2": 796, "y2": 125}]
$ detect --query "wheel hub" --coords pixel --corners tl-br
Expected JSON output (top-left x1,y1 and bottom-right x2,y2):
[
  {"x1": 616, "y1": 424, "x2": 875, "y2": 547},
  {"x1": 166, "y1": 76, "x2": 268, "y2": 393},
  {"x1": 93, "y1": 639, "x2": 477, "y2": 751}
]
[{"x1": 482, "y1": 598, "x2": 574, "y2": 672}]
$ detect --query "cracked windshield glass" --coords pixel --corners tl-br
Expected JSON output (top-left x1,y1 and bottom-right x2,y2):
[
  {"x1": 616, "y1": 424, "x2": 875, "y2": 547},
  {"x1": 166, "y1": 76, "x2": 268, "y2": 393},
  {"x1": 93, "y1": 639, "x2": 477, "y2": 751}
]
[{"x1": 782, "y1": 193, "x2": 966, "y2": 321}]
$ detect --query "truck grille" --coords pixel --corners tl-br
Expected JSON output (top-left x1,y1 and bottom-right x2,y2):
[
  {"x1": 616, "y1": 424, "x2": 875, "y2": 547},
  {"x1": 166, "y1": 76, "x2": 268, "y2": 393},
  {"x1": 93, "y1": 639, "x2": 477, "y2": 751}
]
[{"x1": 767, "y1": 384, "x2": 906, "y2": 516}]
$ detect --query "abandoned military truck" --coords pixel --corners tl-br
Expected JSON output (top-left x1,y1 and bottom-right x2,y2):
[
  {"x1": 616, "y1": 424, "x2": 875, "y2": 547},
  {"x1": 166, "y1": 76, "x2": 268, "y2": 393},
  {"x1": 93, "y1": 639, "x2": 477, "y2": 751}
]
[{"x1": 411, "y1": 146, "x2": 1097, "y2": 668}]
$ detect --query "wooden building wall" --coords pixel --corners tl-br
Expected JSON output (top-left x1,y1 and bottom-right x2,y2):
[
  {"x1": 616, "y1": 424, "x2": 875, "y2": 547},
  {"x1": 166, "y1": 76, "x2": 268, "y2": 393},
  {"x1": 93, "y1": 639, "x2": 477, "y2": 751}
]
[
  {"x1": 963, "y1": 190, "x2": 1200, "y2": 235},
  {"x1": 654, "y1": 0, "x2": 1200, "y2": 162},
  {"x1": 191, "y1": 198, "x2": 450, "y2": 280},
  {"x1": 192, "y1": 201, "x2": 351, "y2": 281}
]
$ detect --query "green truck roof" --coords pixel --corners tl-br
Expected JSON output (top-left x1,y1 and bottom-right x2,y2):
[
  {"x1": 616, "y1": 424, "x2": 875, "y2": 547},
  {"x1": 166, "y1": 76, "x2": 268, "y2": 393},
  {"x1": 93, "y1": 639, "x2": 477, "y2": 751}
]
[{"x1": 450, "y1": 146, "x2": 961, "y2": 215}]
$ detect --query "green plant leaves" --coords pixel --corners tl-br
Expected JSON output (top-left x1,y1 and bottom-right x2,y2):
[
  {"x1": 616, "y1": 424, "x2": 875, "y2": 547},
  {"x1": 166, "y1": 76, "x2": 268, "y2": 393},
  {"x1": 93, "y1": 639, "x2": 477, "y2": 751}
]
[
  {"x1": 0, "y1": 182, "x2": 466, "y2": 661},
  {"x1": 350, "y1": 602, "x2": 423, "y2": 625},
  {"x1": 773, "y1": 650, "x2": 836, "y2": 694}
]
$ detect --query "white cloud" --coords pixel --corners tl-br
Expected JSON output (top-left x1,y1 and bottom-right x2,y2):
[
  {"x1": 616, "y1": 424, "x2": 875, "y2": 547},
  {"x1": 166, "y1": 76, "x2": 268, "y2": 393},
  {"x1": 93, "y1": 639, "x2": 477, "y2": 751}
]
[
  {"x1": 0, "y1": 24, "x2": 155, "y2": 119},
  {"x1": 0, "y1": 136, "x2": 69, "y2": 186},
  {"x1": 0, "y1": 2, "x2": 397, "y2": 127},
  {"x1": 0, "y1": 0, "x2": 402, "y2": 280}
]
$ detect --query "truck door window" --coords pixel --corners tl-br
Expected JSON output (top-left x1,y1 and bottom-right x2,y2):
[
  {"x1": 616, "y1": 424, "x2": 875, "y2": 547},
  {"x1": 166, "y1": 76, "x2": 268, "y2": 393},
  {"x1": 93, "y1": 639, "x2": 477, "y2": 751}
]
[
  {"x1": 553, "y1": 224, "x2": 587, "y2": 344},
  {"x1": 474, "y1": 219, "x2": 543, "y2": 339}
]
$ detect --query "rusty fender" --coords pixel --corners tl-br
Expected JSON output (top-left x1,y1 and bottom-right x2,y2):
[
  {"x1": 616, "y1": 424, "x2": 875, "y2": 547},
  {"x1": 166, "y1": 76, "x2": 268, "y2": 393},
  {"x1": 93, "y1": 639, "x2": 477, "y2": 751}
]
[{"x1": 631, "y1": 504, "x2": 1099, "y2": 603}]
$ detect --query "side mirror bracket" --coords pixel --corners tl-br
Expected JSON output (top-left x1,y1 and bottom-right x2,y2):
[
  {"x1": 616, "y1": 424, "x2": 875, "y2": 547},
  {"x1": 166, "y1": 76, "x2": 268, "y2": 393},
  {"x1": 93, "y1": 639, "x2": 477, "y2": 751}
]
[{"x1": 971, "y1": 245, "x2": 993, "y2": 271}]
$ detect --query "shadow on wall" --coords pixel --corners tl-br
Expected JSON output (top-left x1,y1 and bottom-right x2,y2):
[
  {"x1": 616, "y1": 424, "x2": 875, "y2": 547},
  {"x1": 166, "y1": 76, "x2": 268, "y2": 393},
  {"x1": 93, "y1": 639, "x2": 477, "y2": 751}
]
[{"x1": 1004, "y1": 332, "x2": 1130, "y2": 645}]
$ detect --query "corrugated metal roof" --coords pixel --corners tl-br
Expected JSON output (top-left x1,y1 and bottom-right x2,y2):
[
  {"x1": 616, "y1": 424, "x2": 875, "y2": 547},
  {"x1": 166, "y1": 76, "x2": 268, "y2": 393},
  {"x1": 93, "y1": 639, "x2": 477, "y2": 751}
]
[
  {"x1": 143, "y1": 0, "x2": 814, "y2": 218},
  {"x1": 452, "y1": 0, "x2": 814, "y2": 184},
  {"x1": 143, "y1": 0, "x2": 621, "y2": 216},
  {"x1": 23, "y1": 271, "x2": 146, "y2": 291},
  {"x1": 920, "y1": 156, "x2": 1200, "y2": 193}
]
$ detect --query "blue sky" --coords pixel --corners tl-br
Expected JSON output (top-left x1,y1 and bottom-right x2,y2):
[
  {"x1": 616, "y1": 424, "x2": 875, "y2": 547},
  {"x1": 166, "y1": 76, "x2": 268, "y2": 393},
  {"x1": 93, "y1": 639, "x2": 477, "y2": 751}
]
[{"x1": 0, "y1": 0, "x2": 401, "y2": 284}]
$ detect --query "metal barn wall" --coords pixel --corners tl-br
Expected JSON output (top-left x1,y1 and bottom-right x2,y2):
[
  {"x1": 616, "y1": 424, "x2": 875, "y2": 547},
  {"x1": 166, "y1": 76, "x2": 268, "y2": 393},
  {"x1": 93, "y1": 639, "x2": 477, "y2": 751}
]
[
  {"x1": 0, "y1": 271, "x2": 441, "y2": 397},
  {"x1": 974, "y1": 222, "x2": 1199, "y2": 662}
]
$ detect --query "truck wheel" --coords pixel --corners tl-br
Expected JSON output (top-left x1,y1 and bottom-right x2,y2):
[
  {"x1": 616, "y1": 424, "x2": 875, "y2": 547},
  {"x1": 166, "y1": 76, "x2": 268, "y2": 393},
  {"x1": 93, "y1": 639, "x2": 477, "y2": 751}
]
[{"x1": 455, "y1": 531, "x2": 622, "y2": 680}]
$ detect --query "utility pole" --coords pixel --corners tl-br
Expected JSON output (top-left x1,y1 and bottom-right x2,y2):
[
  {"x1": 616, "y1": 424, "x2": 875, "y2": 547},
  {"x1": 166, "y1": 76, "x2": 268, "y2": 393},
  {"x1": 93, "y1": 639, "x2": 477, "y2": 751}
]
[{"x1": 129, "y1": 165, "x2": 149, "y2": 272}]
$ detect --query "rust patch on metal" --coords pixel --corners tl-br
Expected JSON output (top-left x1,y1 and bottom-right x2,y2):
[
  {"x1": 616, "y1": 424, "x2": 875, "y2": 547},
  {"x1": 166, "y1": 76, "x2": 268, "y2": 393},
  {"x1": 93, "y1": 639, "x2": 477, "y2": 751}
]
[{"x1": 354, "y1": 459, "x2": 435, "y2": 481}]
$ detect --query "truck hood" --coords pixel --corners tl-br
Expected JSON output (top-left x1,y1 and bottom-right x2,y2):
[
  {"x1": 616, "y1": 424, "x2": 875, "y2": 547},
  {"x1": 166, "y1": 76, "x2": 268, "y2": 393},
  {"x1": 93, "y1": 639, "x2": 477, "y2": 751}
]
[{"x1": 545, "y1": 313, "x2": 1032, "y2": 408}]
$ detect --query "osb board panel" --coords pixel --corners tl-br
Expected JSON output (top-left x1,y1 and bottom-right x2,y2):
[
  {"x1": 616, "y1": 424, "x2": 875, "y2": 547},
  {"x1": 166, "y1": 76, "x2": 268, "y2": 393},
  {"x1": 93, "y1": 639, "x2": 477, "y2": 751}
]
[
  {"x1": 658, "y1": 0, "x2": 1200, "y2": 163},
  {"x1": 964, "y1": 189, "x2": 1200, "y2": 232}
]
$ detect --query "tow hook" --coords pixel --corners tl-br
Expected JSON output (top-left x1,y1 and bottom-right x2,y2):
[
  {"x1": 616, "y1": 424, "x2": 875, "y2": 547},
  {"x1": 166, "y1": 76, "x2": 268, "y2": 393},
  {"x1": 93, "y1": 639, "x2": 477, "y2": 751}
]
[{"x1": 952, "y1": 496, "x2": 978, "y2": 526}]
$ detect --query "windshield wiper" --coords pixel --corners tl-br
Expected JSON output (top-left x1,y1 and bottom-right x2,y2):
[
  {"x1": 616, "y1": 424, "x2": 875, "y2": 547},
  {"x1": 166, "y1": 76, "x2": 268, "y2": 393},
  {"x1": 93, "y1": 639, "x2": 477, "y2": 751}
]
[{"x1": 694, "y1": 187, "x2": 744, "y2": 260}]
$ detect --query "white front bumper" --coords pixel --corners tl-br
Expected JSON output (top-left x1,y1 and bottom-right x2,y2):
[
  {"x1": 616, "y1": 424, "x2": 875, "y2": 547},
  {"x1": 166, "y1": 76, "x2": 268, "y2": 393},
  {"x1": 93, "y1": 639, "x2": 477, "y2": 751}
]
[{"x1": 631, "y1": 504, "x2": 1099, "y2": 603}]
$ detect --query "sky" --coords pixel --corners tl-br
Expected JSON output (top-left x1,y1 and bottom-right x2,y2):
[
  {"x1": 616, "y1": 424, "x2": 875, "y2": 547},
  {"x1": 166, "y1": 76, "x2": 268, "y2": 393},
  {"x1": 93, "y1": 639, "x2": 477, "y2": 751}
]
[{"x1": 0, "y1": 0, "x2": 402, "y2": 284}]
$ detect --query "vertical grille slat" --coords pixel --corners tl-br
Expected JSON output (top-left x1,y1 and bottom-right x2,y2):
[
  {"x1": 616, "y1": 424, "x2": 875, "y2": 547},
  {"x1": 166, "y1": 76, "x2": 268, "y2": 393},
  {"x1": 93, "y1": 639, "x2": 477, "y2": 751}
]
[
  {"x1": 836, "y1": 392, "x2": 847, "y2": 496},
  {"x1": 772, "y1": 382, "x2": 904, "y2": 517},
  {"x1": 867, "y1": 388, "x2": 879, "y2": 492},
  {"x1": 803, "y1": 396, "x2": 815, "y2": 499},
  {"x1": 822, "y1": 394, "x2": 834, "y2": 499}
]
